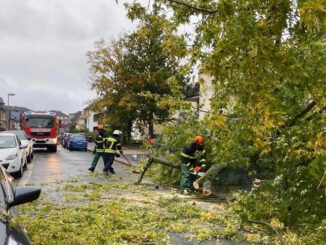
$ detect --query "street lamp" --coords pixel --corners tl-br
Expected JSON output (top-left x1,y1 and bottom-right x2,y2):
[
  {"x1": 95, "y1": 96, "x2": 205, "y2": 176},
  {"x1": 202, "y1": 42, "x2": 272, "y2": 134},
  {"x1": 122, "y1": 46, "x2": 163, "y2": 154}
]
[{"x1": 7, "y1": 93, "x2": 15, "y2": 130}]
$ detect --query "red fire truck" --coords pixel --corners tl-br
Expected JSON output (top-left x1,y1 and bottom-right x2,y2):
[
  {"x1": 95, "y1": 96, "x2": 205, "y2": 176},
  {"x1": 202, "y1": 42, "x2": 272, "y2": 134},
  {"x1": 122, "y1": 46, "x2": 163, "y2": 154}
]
[{"x1": 21, "y1": 111, "x2": 59, "y2": 152}]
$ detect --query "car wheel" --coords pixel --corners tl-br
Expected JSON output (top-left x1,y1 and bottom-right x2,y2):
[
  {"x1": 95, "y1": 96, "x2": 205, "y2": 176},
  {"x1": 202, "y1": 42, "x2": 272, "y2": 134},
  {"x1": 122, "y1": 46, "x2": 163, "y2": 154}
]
[
  {"x1": 23, "y1": 159, "x2": 28, "y2": 170},
  {"x1": 69, "y1": 146, "x2": 73, "y2": 151},
  {"x1": 27, "y1": 154, "x2": 31, "y2": 163},
  {"x1": 14, "y1": 165, "x2": 23, "y2": 178}
]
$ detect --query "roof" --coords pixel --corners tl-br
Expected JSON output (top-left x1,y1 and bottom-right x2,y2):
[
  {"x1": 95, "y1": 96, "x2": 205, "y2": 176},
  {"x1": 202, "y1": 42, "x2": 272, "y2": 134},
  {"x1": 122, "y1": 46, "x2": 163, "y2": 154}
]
[
  {"x1": 5, "y1": 105, "x2": 31, "y2": 112},
  {"x1": 50, "y1": 110, "x2": 68, "y2": 117},
  {"x1": 70, "y1": 111, "x2": 82, "y2": 123}
]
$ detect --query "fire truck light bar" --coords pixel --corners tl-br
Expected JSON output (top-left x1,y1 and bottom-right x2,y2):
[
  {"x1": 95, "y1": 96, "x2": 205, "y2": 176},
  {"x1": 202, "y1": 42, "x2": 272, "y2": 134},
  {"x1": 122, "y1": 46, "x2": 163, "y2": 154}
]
[{"x1": 24, "y1": 111, "x2": 56, "y2": 116}]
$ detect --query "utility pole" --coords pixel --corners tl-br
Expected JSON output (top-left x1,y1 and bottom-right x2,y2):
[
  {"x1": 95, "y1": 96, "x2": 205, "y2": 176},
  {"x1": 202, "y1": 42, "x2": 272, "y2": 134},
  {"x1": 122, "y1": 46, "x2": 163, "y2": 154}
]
[{"x1": 7, "y1": 93, "x2": 15, "y2": 130}]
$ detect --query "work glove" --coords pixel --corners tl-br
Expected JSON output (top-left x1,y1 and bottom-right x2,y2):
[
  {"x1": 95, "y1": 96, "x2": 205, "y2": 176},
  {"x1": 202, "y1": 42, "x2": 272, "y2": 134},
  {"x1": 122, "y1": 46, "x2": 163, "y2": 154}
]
[
  {"x1": 120, "y1": 150, "x2": 123, "y2": 155},
  {"x1": 115, "y1": 153, "x2": 121, "y2": 158},
  {"x1": 199, "y1": 158, "x2": 206, "y2": 163},
  {"x1": 193, "y1": 166, "x2": 202, "y2": 173}
]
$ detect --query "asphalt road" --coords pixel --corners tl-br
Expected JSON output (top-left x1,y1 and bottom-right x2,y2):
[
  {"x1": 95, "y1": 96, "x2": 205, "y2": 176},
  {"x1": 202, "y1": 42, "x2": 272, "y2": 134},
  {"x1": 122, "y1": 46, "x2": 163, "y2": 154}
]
[
  {"x1": 15, "y1": 146, "x2": 244, "y2": 245},
  {"x1": 18, "y1": 146, "x2": 94, "y2": 187},
  {"x1": 17, "y1": 145, "x2": 143, "y2": 188}
]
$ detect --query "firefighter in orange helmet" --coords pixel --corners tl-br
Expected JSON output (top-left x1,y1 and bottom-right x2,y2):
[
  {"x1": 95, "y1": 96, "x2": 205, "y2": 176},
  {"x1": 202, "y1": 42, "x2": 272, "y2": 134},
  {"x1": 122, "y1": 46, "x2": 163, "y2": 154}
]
[
  {"x1": 180, "y1": 136, "x2": 206, "y2": 193},
  {"x1": 88, "y1": 125, "x2": 107, "y2": 172}
]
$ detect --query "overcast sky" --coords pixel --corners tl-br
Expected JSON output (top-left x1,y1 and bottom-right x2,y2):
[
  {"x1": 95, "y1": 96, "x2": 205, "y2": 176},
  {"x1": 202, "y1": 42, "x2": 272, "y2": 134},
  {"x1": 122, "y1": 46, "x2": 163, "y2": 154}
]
[{"x1": 0, "y1": 0, "x2": 140, "y2": 115}]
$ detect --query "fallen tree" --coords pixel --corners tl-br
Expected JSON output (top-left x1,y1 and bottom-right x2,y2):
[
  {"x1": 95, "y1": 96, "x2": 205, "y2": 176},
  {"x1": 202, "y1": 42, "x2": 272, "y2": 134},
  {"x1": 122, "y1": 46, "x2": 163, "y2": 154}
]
[
  {"x1": 137, "y1": 155, "x2": 250, "y2": 196},
  {"x1": 192, "y1": 164, "x2": 223, "y2": 190},
  {"x1": 137, "y1": 156, "x2": 180, "y2": 184}
]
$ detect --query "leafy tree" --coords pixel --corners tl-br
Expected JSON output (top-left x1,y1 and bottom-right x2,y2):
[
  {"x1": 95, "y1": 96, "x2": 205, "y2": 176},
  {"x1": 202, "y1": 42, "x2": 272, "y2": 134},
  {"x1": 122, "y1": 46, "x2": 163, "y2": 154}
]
[
  {"x1": 87, "y1": 39, "x2": 136, "y2": 140},
  {"x1": 122, "y1": 2, "x2": 189, "y2": 135},
  {"x1": 146, "y1": 0, "x2": 325, "y2": 241},
  {"x1": 87, "y1": 3, "x2": 189, "y2": 138}
]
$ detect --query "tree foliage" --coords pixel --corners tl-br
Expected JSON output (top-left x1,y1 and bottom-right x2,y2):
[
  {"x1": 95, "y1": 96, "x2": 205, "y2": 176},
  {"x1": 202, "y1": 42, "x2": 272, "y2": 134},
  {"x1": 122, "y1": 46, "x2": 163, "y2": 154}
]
[
  {"x1": 87, "y1": 3, "x2": 189, "y2": 137},
  {"x1": 146, "y1": 0, "x2": 325, "y2": 241}
]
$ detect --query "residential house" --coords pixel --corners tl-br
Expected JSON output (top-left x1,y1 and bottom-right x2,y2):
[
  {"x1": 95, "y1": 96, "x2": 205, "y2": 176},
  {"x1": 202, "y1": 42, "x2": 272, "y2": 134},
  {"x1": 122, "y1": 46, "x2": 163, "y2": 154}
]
[
  {"x1": 0, "y1": 97, "x2": 6, "y2": 131},
  {"x1": 83, "y1": 107, "x2": 99, "y2": 132},
  {"x1": 7, "y1": 106, "x2": 31, "y2": 130},
  {"x1": 50, "y1": 110, "x2": 69, "y2": 133},
  {"x1": 68, "y1": 111, "x2": 85, "y2": 131}
]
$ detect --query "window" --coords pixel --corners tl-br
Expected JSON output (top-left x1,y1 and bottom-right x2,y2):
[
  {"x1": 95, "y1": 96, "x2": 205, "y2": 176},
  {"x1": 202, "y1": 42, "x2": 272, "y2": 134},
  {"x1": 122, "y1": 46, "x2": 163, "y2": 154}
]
[
  {"x1": 27, "y1": 116, "x2": 54, "y2": 128},
  {"x1": 0, "y1": 136, "x2": 17, "y2": 148}
]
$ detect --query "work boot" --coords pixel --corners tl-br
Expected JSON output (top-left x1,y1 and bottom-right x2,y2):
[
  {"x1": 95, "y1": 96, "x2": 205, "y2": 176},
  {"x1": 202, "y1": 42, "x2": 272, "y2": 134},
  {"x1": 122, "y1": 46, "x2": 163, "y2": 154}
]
[
  {"x1": 103, "y1": 170, "x2": 109, "y2": 175},
  {"x1": 181, "y1": 189, "x2": 192, "y2": 195},
  {"x1": 182, "y1": 189, "x2": 189, "y2": 195},
  {"x1": 88, "y1": 167, "x2": 95, "y2": 172},
  {"x1": 109, "y1": 168, "x2": 115, "y2": 174}
]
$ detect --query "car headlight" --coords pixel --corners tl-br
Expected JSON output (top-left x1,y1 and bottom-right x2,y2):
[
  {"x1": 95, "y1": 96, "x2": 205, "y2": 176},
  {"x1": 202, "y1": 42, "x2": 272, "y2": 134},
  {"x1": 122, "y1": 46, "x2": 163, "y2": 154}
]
[{"x1": 6, "y1": 153, "x2": 18, "y2": 160}]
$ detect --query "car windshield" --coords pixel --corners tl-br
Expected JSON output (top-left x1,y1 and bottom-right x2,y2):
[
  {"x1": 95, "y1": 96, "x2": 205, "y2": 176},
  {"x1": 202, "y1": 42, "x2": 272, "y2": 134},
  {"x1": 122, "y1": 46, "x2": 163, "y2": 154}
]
[
  {"x1": 27, "y1": 117, "x2": 54, "y2": 128},
  {"x1": 73, "y1": 135, "x2": 86, "y2": 141},
  {"x1": 8, "y1": 131, "x2": 27, "y2": 141},
  {"x1": 0, "y1": 136, "x2": 17, "y2": 148}
]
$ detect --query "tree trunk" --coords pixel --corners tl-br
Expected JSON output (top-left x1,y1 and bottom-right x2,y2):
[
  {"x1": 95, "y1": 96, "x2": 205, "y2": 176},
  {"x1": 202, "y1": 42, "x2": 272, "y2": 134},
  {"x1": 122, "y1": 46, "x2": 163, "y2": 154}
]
[
  {"x1": 127, "y1": 119, "x2": 133, "y2": 142},
  {"x1": 137, "y1": 156, "x2": 180, "y2": 184},
  {"x1": 148, "y1": 120, "x2": 154, "y2": 136},
  {"x1": 148, "y1": 111, "x2": 154, "y2": 136},
  {"x1": 193, "y1": 164, "x2": 223, "y2": 190},
  {"x1": 202, "y1": 180, "x2": 212, "y2": 196},
  {"x1": 137, "y1": 158, "x2": 154, "y2": 184},
  {"x1": 148, "y1": 156, "x2": 180, "y2": 169}
]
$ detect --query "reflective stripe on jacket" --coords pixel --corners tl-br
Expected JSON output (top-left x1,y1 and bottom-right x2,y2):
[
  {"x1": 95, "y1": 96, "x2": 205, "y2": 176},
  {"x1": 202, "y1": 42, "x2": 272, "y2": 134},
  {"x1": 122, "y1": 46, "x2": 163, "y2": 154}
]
[
  {"x1": 180, "y1": 142, "x2": 206, "y2": 170},
  {"x1": 95, "y1": 134, "x2": 106, "y2": 153},
  {"x1": 180, "y1": 152, "x2": 197, "y2": 160},
  {"x1": 104, "y1": 137, "x2": 121, "y2": 154}
]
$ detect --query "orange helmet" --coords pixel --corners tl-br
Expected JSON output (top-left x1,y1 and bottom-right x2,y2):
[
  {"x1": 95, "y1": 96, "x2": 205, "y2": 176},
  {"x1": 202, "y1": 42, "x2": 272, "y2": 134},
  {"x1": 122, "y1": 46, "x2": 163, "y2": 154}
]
[
  {"x1": 97, "y1": 125, "x2": 104, "y2": 130},
  {"x1": 194, "y1": 135, "x2": 204, "y2": 145}
]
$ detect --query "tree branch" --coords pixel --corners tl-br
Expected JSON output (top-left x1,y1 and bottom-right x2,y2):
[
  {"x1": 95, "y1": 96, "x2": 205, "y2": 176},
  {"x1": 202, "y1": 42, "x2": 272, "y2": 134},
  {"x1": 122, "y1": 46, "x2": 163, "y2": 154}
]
[
  {"x1": 306, "y1": 106, "x2": 325, "y2": 121},
  {"x1": 317, "y1": 170, "x2": 326, "y2": 189},
  {"x1": 246, "y1": 219, "x2": 286, "y2": 245},
  {"x1": 165, "y1": 0, "x2": 219, "y2": 14},
  {"x1": 286, "y1": 100, "x2": 316, "y2": 127}
]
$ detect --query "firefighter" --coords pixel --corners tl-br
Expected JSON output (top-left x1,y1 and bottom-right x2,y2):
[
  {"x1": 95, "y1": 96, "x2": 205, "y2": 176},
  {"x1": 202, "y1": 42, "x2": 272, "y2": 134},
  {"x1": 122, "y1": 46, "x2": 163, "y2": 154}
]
[
  {"x1": 180, "y1": 135, "x2": 206, "y2": 194},
  {"x1": 88, "y1": 125, "x2": 107, "y2": 172},
  {"x1": 103, "y1": 130, "x2": 123, "y2": 174}
]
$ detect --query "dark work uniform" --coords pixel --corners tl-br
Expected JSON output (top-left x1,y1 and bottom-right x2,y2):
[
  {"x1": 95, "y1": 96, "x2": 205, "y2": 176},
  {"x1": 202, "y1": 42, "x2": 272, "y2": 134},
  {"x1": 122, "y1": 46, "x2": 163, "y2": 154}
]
[
  {"x1": 103, "y1": 135, "x2": 122, "y2": 173},
  {"x1": 89, "y1": 131, "x2": 107, "y2": 171},
  {"x1": 180, "y1": 142, "x2": 206, "y2": 190}
]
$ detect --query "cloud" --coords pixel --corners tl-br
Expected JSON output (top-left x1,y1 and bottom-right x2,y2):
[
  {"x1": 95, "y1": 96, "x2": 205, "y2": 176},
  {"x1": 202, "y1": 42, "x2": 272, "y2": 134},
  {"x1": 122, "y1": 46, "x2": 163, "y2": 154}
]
[{"x1": 0, "y1": 0, "x2": 138, "y2": 114}]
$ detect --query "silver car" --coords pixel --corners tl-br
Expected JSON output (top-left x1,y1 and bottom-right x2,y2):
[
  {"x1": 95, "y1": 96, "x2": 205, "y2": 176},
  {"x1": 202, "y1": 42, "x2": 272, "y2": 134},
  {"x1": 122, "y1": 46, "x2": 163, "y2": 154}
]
[
  {"x1": 0, "y1": 133, "x2": 27, "y2": 178},
  {"x1": 5, "y1": 130, "x2": 34, "y2": 163}
]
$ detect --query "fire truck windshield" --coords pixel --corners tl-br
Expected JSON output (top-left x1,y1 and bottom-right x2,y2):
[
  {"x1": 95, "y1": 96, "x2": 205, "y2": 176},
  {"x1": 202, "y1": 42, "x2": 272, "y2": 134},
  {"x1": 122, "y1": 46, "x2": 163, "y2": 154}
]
[{"x1": 27, "y1": 117, "x2": 54, "y2": 128}]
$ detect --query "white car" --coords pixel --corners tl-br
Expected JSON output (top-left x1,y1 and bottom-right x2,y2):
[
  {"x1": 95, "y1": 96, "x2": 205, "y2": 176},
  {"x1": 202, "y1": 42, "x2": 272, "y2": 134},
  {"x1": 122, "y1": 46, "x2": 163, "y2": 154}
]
[
  {"x1": 6, "y1": 130, "x2": 34, "y2": 163},
  {"x1": 0, "y1": 133, "x2": 27, "y2": 178}
]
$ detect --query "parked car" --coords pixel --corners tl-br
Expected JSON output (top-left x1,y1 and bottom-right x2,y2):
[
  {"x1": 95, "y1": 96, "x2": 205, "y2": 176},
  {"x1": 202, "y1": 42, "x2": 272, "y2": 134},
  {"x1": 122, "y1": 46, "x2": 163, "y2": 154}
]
[
  {"x1": 67, "y1": 134, "x2": 87, "y2": 151},
  {"x1": 4, "y1": 130, "x2": 34, "y2": 163},
  {"x1": 0, "y1": 133, "x2": 28, "y2": 178},
  {"x1": 146, "y1": 134, "x2": 158, "y2": 144},
  {"x1": 62, "y1": 133, "x2": 72, "y2": 148},
  {"x1": 0, "y1": 166, "x2": 41, "y2": 244}
]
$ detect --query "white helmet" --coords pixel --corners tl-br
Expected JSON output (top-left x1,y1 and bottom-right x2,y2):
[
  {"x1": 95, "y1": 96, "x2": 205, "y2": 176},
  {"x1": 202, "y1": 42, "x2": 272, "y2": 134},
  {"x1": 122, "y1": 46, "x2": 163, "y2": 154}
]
[{"x1": 113, "y1": 130, "x2": 122, "y2": 135}]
